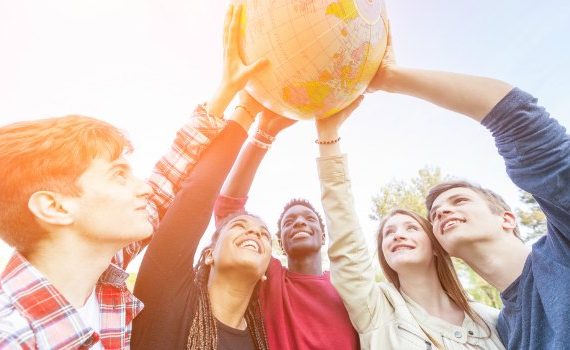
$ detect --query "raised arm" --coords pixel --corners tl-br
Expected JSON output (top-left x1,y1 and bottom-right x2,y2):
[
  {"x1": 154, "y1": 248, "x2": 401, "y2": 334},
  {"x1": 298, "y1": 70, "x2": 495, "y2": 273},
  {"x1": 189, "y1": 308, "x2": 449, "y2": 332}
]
[
  {"x1": 482, "y1": 89, "x2": 570, "y2": 242},
  {"x1": 371, "y1": 26, "x2": 570, "y2": 242},
  {"x1": 116, "y1": 4, "x2": 268, "y2": 269},
  {"x1": 316, "y1": 97, "x2": 388, "y2": 333},
  {"x1": 367, "y1": 27, "x2": 512, "y2": 122},
  {"x1": 214, "y1": 93, "x2": 295, "y2": 224}
]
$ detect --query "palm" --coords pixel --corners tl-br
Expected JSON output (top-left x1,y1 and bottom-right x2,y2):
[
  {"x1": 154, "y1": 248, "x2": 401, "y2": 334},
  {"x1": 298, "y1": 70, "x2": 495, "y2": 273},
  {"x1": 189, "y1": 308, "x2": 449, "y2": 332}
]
[
  {"x1": 367, "y1": 23, "x2": 395, "y2": 93},
  {"x1": 222, "y1": 5, "x2": 268, "y2": 92},
  {"x1": 316, "y1": 96, "x2": 364, "y2": 134},
  {"x1": 259, "y1": 111, "x2": 297, "y2": 136}
]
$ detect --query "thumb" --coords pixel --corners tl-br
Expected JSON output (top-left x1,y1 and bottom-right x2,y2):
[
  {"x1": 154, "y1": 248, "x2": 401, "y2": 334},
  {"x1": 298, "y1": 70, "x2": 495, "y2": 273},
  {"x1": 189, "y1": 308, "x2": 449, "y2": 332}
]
[{"x1": 244, "y1": 57, "x2": 270, "y2": 77}]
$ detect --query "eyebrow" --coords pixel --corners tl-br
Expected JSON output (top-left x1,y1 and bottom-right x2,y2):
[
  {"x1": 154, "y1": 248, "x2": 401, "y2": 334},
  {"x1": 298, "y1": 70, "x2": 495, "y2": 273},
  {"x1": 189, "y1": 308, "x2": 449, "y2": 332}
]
[
  {"x1": 107, "y1": 160, "x2": 132, "y2": 174},
  {"x1": 285, "y1": 209, "x2": 317, "y2": 220},
  {"x1": 229, "y1": 218, "x2": 247, "y2": 226},
  {"x1": 230, "y1": 218, "x2": 269, "y2": 232},
  {"x1": 429, "y1": 194, "x2": 468, "y2": 219},
  {"x1": 384, "y1": 220, "x2": 418, "y2": 230}
]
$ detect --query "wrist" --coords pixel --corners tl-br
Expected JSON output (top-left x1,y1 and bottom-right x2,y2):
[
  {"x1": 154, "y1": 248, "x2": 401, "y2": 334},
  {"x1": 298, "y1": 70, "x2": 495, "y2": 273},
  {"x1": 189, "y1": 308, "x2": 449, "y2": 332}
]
[
  {"x1": 316, "y1": 128, "x2": 339, "y2": 140},
  {"x1": 377, "y1": 65, "x2": 399, "y2": 93},
  {"x1": 254, "y1": 128, "x2": 275, "y2": 144},
  {"x1": 208, "y1": 86, "x2": 236, "y2": 119}
]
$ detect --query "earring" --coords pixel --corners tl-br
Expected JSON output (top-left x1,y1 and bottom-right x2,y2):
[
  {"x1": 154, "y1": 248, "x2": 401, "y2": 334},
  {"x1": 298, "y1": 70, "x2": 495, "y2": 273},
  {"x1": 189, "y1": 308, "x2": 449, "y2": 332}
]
[{"x1": 261, "y1": 275, "x2": 267, "y2": 282}]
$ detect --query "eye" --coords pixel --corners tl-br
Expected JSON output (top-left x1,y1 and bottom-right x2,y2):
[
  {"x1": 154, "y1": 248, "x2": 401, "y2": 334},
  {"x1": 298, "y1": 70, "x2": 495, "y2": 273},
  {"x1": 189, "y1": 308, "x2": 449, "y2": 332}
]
[
  {"x1": 230, "y1": 222, "x2": 246, "y2": 230},
  {"x1": 383, "y1": 229, "x2": 394, "y2": 237},
  {"x1": 455, "y1": 197, "x2": 468, "y2": 205},
  {"x1": 113, "y1": 169, "x2": 129, "y2": 183},
  {"x1": 407, "y1": 224, "x2": 419, "y2": 231},
  {"x1": 306, "y1": 216, "x2": 317, "y2": 222}
]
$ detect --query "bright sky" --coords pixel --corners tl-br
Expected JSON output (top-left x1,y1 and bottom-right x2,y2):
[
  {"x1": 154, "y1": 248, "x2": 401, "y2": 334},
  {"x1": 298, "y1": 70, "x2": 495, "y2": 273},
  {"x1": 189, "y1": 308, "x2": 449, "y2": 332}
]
[{"x1": 1, "y1": 0, "x2": 570, "y2": 271}]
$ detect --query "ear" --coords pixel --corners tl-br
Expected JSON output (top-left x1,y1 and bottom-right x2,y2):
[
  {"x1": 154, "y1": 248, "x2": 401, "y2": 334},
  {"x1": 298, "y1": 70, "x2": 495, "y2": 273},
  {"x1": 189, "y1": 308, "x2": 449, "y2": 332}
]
[
  {"x1": 28, "y1": 191, "x2": 75, "y2": 226},
  {"x1": 321, "y1": 233, "x2": 326, "y2": 246},
  {"x1": 204, "y1": 249, "x2": 214, "y2": 266},
  {"x1": 501, "y1": 211, "x2": 517, "y2": 232}
]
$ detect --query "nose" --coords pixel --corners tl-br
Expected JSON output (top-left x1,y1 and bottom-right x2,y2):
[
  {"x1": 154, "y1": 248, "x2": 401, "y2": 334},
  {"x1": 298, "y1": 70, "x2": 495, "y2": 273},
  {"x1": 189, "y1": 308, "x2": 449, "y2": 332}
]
[
  {"x1": 246, "y1": 227, "x2": 262, "y2": 239},
  {"x1": 435, "y1": 206, "x2": 453, "y2": 221},
  {"x1": 135, "y1": 178, "x2": 153, "y2": 199},
  {"x1": 293, "y1": 216, "x2": 307, "y2": 228},
  {"x1": 392, "y1": 229, "x2": 407, "y2": 242}
]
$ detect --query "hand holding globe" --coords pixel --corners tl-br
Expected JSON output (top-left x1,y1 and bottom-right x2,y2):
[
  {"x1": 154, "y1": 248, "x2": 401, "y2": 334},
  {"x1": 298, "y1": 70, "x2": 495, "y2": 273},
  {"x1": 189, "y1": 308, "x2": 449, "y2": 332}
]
[{"x1": 233, "y1": 0, "x2": 389, "y2": 120}]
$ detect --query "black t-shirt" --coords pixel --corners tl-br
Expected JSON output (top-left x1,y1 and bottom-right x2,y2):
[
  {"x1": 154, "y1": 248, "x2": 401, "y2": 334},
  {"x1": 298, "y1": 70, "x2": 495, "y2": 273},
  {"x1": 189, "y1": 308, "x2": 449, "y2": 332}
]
[
  {"x1": 132, "y1": 122, "x2": 248, "y2": 350},
  {"x1": 217, "y1": 320, "x2": 255, "y2": 350}
]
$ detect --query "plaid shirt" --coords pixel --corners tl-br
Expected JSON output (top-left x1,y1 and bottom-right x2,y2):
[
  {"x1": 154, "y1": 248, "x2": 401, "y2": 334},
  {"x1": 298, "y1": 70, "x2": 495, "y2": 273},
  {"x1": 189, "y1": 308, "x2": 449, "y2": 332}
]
[{"x1": 0, "y1": 106, "x2": 226, "y2": 350}]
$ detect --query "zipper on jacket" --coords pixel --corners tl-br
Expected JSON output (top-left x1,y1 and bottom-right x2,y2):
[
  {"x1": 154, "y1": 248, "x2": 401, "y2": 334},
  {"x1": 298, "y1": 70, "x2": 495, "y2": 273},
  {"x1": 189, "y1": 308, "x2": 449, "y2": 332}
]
[{"x1": 397, "y1": 324, "x2": 433, "y2": 349}]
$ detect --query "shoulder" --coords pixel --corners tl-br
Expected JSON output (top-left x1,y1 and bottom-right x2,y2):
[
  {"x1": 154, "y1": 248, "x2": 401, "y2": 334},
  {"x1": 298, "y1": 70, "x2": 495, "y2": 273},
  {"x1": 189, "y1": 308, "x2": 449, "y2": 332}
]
[
  {"x1": 469, "y1": 301, "x2": 500, "y2": 326},
  {"x1": 268, "y1": 257, "x2": 285, "y2": 273}
]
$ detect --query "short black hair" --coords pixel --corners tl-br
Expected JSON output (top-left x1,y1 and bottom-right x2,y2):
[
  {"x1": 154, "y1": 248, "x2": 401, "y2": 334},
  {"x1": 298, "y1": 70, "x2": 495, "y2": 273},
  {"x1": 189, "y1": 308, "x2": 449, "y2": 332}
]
[{"x1": 276, "y1": 198, "x2": 325, "y2": 237}]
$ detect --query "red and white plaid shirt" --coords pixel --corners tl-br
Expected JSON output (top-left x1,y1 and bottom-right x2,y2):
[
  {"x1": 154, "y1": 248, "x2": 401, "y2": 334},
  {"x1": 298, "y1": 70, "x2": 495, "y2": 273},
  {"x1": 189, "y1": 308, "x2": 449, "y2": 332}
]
[{"x1": 0, "y1": 106, "x2": 226, "y2": 350}]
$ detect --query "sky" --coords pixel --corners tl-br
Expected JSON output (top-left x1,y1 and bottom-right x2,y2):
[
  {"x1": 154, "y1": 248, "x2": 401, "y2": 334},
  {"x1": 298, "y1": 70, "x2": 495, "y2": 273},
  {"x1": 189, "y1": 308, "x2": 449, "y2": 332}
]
[{"x1": 1, "y1": 0, "x2": 570, "y2": 270}]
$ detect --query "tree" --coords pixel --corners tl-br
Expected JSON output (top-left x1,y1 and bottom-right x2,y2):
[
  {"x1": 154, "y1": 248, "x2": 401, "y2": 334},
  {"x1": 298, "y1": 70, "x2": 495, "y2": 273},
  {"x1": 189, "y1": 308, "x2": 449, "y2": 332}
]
[
  {"x1": 370, "y1": 166, "x2": 445, "y2": 220},
  {"x1": 370, "y1": 166, "x2": 502, "y2": 308},
  {"x1": 516, "y1": 190, "x2": 546, "y2": 243}
]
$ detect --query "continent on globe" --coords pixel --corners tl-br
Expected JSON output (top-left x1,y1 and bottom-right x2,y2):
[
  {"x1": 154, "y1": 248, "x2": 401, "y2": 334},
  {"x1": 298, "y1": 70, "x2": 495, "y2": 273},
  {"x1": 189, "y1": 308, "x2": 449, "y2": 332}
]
[{"x1": 234, "y1": 0, "x2": 388, "y2": 120}]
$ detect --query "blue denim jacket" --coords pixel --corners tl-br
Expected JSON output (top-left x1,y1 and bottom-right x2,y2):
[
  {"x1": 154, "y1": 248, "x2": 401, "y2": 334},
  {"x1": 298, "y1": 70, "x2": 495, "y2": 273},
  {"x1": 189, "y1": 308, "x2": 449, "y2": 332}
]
[{"x1": 482, "y1": 88, "x2": 570, "y2": 350}]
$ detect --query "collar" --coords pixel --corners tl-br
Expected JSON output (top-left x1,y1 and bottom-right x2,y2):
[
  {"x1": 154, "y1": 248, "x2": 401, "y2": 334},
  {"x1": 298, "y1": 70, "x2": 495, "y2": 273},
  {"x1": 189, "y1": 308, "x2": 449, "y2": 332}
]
[{"x1": 1, "y1": 252, "x2": 99, "y2": 347}]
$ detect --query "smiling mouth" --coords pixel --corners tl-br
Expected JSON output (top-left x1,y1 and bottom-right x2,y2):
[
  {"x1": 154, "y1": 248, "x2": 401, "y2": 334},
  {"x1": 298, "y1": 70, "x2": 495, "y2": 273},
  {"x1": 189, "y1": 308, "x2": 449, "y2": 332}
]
[
  {"x1": 391, "y1": 245, "x2": 415, "y2": 253},
  {"x1": 442, "y1": 218, "x2": 466, "y2": 233},
  {"x1": 238, "y1": 239, "x2": 260, "y2": 253},
  {"x1": 290, "y1": 231, "x2": 311, "y2": 240}
]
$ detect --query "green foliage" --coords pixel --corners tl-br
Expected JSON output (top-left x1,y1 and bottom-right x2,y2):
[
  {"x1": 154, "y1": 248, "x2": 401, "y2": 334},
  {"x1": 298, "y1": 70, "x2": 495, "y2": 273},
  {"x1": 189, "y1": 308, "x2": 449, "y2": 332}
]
[
  {"x1": 370, "y1": 166, "x2": 446, "y2": 220},
  {"x1": 453, "y1": 259, "x2": 502, "y2": 308},
  {"x1": 516, "y1": 190, "x2": 546, "y2": 242},
  {"x1": 370, "y1": 166, "x2": 502, "y2": 308},
  {"x1": 127, "y1": 273, "x2": 137, "y2": 292}
]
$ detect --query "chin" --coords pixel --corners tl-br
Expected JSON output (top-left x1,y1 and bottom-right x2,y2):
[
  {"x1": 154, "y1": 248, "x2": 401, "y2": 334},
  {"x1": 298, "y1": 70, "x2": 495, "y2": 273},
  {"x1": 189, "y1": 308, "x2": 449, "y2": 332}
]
[
  {"x1": 390, "y1": 256, "x2": 426, "y2": 270},
  {"x1": 286, "y1": 244, "x2": 318, "y2": 257}
]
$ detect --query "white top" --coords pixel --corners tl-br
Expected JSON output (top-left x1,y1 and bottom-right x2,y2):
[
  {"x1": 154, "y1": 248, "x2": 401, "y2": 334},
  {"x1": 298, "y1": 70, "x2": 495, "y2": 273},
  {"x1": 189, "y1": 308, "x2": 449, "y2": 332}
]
[{"x1": 77, "y1": 291, "x2": 103, "y2": 350}]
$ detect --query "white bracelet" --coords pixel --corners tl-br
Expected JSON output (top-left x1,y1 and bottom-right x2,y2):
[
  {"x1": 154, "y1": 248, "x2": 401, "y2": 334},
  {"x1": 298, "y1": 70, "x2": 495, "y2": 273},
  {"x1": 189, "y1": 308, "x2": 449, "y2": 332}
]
[{"x1": 249, "y1": 136, "x2": 271, "y2": 150}]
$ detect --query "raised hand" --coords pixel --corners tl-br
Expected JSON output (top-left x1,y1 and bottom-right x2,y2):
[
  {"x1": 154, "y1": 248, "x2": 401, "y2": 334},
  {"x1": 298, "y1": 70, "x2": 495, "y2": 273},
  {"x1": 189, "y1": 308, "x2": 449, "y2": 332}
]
[
  {"x1": 367, "y1": 21, "x2": 396, "y2": 93},
  {"x1": 257, "y1": 110, "x2": 296, "y2": 140},
  {"x1": 315, "y1": 95, "x2": 364, "y2": 141},
  {"x1": 237, "y1": 91, "x2": 296, "y2": 139},
  {"x1": 221, "y1": 5, "x2": 269, "y2": 93},
  {"x1": 208, "y1": 4, "x2": 270, "y2": 118}
]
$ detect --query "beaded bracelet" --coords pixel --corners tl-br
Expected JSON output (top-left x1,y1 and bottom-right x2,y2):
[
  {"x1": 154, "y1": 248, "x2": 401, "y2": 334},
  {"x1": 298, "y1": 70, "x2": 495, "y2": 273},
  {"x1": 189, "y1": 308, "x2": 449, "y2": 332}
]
[
  {"x1": 256, "y1": 129, "x2": 276, "y2": 143},
  {"x1": 234, "y1": 105, "x2": 256, "y2": 122},
  {"x1": 198, "y1": 102, "x2": 224, "y2": 119},
  {"x1": 315, "y1": 136, "x2": 341, "y2": 145}
]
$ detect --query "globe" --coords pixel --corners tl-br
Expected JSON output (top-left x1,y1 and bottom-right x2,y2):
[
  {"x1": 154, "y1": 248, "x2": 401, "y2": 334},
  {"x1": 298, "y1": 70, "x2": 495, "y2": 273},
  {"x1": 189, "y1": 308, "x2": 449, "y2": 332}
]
[{"x1": 234, "y1": 0, "x2": 388, "y2": 120}]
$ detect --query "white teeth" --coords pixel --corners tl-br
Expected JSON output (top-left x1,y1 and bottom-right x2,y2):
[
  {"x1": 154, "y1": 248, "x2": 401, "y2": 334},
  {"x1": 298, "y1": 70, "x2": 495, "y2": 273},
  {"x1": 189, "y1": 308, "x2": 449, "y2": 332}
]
[
  {"x1": 443, "y1": 219, "x2": 463, "y2": 231},
  {"x1": 292, "y1": 231, "x2": 311, "y2": 239},
  {"x1": 239, "y1": 239, "x2": 259, "y2": 252},
  {"x1": 393, "y1": 246, "x2": 413, "y2": 252}
]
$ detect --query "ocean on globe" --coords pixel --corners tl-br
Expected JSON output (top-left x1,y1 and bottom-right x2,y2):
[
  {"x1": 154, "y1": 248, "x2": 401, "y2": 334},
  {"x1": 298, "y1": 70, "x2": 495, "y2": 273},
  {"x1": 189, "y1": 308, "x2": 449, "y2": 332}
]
[{"x1": 234, "y1": 0, "x2": 388, "y2": 120}]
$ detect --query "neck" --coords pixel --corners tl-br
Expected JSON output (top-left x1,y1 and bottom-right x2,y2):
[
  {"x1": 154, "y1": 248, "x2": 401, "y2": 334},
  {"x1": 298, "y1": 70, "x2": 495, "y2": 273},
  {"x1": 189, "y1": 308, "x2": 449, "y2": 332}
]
[
  {"x1": 454, "y1": 235, "x2": 530, "y2": 292},
  {"x1": 398, "y1": 261, "x2": 463, "y2": 326},
  {"x1": 26, "y1": 231, "x2": 119, "y2": 308},
  {"x1": 208, "y1": 270, "x2": 257, "y2": 330},
  {"x1": 287, "y1": 250, "x2": 323, "y2": 275}
]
